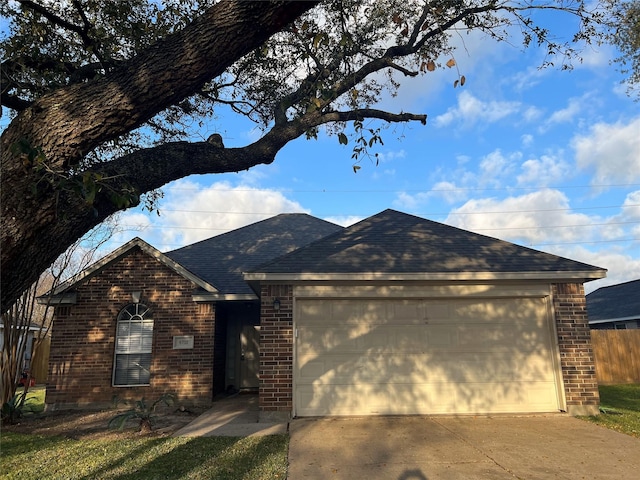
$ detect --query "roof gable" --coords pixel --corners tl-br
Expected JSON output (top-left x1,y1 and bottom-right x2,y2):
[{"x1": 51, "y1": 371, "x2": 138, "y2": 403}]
[
  {"x1": 586, "y1": 279, "x2": 640, "y2": 321},
  {"x1": 247, "y1": 209, "x2": 606, "y2": 281},
  {"x1": 165, "y1": 214, "x2": 343, "y2": 295},
  {"x1": 45, "y1": 237, "x2": 218, "y2": 301}
]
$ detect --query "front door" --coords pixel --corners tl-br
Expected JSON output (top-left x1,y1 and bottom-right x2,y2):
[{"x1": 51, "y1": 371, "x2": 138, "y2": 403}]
[{"x1": 240, "y1": 325, "x2": 260, "y2": 389}]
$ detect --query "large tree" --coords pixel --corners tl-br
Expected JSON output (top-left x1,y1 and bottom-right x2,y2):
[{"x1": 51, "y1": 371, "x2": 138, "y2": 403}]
[
  {"x1": 606, "y1": 0, "x2": 640, "y2": 96},
  {"x1": 1, "y1": 0, "x2": 606, "y2": 312}
]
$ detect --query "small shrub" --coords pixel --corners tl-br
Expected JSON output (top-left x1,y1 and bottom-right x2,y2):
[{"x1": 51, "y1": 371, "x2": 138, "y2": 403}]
[
  {"x1": 108, "y1": 393, "x2": 175, "y2": 433},
  {"x1": 1, "y1": 390, "x2": 26, "y2": 424}
]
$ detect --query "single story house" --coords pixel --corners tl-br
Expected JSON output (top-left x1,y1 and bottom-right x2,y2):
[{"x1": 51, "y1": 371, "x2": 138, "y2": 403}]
[
  {"x1": 587, "y1": 279, "x2": 640, "y2": 330},
  {"x1": 43, "y1": 209, "x2": 606, "y2": 418}
]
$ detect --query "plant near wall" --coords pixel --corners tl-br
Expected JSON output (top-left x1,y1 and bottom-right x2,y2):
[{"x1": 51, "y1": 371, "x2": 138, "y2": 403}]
[
  {"x1": 1, "y1": 389, "x2": 27, "y2": 424},
  {"x1": 108, "y1": 393, "x2": 176, "y2": 433}
]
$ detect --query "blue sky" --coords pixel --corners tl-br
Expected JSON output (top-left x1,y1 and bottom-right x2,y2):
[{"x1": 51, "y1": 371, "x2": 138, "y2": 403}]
[
  {"x1": 2, "y1": 7, "x2": 639, "y2": 294},
  {"x1": 106, "y1": 19, "x2": 640, "y2": 294}
]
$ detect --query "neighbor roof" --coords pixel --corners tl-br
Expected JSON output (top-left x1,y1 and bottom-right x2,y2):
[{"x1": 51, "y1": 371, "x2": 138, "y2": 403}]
[
  {"x1": 586, "y1": 279, "x2": 640, "y2": 323},
  {"x1": 165, "y1": 214, "x2": 342, "y2": 298},
  {"x1": 246, "y1": 209, "x2": 606, "y2": 282}
]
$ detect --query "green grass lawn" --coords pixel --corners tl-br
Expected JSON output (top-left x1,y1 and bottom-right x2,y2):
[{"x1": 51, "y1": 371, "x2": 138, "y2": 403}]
[
  {"x1": 17, "y1": 385, "x2": 46, "y2": 415},
  {"x1": 0, "y1": 432, "x2": 289, "y2": 480},
  {"x1": 2, "y1": 384, "x2": 637, "y2": 479},
  {"x1": 582, "y1": 384, "x2": 640, "y2": 438}
]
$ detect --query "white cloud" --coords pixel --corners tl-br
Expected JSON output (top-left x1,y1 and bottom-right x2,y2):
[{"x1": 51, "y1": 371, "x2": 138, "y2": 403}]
[
  {"x1": 433, "y1": 91, "x2": 521, "y2": 128},
  {"x1": 510, "y1": 65, "x2": 551, "y2": 91},
  {"x1": 521, "y1": 134, "x2": 534, "y2": 147},
  {"x1": 445, "y1": 189, "x2": 599, "y2": 245},
  {"x1": 544, "y1": 97, "x2": 583, "y2": 127},
  {"x1": 622, "y1": 191, "x2": 640, "y2": 219},
  {"x1": 377, "y1": 149, "x2": 406, "y2": 163},
  {"x1": 517, "y1": 154, "x2": 571, "y2": 186},
  {"x1": 478, "y1": 149, "x2": 519, "y2": 186},
  {"x1": 131, "y1": 179, "x2": 310, "y2": 250},
  {"x1": 576, "y1": 44, "x2": 614, "y2": 69},
  {"x1": 555, "y1": 247, "x2": 640, "y2": 294},
  {"x1": 572, "y1": 117, "x2": 640, "y2": 184},
  {"x1": 523, "y1": 106, "x2": 543, "y2": 123},
  {"x1": 323, "y1": 215, "x2": 363, "y2": 227}
]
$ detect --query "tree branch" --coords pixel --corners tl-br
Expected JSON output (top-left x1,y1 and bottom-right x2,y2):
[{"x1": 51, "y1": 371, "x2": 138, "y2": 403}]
[
  {"x1": 17, "y1": 1, "x2": 85, "y2": 37},
  {"x1": 318, "y1": 109, "x2": 427, "y2": 125},
  {"x1": 1, "y1": 1, "x2": 321, "y2": 312},
  {"x1": 0, "y1": 93, "x2": 32, "y2": 111}
]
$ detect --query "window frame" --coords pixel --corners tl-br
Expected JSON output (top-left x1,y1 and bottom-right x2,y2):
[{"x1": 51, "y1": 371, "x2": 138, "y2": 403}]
[{"x1": 112, "y1": 303, "x2": 154, "y2": 387}]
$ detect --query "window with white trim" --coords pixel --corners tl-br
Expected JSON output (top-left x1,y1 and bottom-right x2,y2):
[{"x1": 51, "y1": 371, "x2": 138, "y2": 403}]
[{"x1": 113, "y1": 303, "x2": 153, "y2": 386}]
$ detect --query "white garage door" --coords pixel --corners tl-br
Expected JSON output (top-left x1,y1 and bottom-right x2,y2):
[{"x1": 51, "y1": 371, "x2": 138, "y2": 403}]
[{"x1": 295, "y1": 297, "x2": 561, "y2": 416}]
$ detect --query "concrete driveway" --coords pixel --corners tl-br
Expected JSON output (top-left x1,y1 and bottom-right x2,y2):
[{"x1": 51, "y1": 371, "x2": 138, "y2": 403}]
[{"x1": 288, "y1": 415, "x2": 640, "y2": 479}]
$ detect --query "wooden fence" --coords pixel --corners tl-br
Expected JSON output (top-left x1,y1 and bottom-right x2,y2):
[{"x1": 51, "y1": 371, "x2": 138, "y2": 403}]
[
  {"x1": 591, "y1": 330, "x2": 640, "y2": 385},
  {"x1": 30, "y1": 336, "x2": 51, "y2": 384}
]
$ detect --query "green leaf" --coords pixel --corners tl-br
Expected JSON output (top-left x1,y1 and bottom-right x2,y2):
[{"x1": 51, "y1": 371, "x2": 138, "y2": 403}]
[
  {"x1": 338, "y1": 133, "x2": 348, "y2": 145},
  {"x1": 312, "y1": 32, "x2": 327, "y2": 50},
  {"x1": 353, "y1": 165, "x2": 361, "y2": 173}
]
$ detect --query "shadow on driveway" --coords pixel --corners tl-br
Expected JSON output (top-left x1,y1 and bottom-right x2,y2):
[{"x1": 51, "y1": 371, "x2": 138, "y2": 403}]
[{"x1": 288, "y1": 415, "x2": 639, "y2": 479}]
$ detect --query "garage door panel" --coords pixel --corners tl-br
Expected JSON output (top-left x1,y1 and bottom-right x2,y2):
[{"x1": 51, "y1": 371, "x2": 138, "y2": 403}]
[
  {"x1": 298, "y1": 324, "x2": 551, "y2": 355},
  {"x1": 298, "y1": 325, "x2": 432, "y2": 355},
  {"x1": 298, "y1": 351, "x2": 555, "y2": 385},
  {"x1": 450, "y1": 298, "x2": 545, "y2": 323},
  {"x1": 296, "y1": 381, "x2": 559, "y2": 416},
  {"x1": 295, "y1": 297, "x2": 560, "y2": 416}
]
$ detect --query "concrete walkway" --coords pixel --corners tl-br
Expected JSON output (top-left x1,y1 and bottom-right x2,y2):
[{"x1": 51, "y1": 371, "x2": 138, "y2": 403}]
[
  {"x1": 288, "y1": 414, "x2": 640, "y2": 479},
  {"x1": 173, "y1": 394, "x2": 287, "y2": 437}
]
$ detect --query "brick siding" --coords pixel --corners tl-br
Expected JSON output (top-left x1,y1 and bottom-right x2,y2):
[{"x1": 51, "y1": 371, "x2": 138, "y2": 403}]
[
  {"x1": 46, "y1": 247, "x2": 215, "y2": 408},
  {"x1": 259, "y1": 284, "x2": 293, "y2": 420},
  {"x1": 553, "y1": 283, "x2": 600, "y2": 415},
  {"x1": 258, "y1": 282, "x2": 601, "y2": 417}
]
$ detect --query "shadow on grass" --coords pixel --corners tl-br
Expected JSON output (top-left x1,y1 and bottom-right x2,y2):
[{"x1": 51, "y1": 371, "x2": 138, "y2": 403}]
[
  {"x1": 2, "y1": 432, "x2": 289, "y2": 480},
  {"x1": 102, "y1": 435, "x2": 289, "y2": 480}
]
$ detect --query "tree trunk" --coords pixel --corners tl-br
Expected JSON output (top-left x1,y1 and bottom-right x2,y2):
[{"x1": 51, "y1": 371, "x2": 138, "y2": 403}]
[{"x1": 1, "y1": 1, "x2": 319, "y2": 312}]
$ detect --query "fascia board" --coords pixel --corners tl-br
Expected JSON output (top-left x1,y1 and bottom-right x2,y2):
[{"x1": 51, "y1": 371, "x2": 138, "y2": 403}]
[
  {"x1": 589, "y1": 315, "x2": 640, "y2": 324},
  {"x1": 192, "y1": 293, "x2": 258, "y2": 302},
  {"x1": 243, "y1": 270, "x2": 607, "y2": 282}
]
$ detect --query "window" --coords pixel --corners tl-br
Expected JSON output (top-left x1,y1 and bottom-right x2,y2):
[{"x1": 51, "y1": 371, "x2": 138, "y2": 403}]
[{"x1": 113, "y1": 303, "x2": 153, "y2": 386}]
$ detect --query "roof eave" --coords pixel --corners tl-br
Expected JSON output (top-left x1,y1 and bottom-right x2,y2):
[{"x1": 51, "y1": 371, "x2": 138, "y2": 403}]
[
  {"x1": 192, "y1": 292, "x2": 258, "y2": 302},
  {"x1": 243, "y1": 270, "x2": 607, "y2": 283},
  {"x1": 589, "y1": 315, "x2": 640, "y2": 324}
]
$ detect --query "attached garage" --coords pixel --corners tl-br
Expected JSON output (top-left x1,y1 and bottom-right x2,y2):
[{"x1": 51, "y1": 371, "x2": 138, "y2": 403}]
[
  {"x1": 246, "y1": 209, "x2": 606, "y2": 420},
  {"x1": 294, "y1": 289, "x2": 563, "y2": 416}
]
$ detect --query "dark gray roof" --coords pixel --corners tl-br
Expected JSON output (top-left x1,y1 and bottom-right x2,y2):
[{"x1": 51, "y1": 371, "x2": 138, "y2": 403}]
[
  {"x1": 586, "y1": 279, "x2": 640, "y2": 321},
  {"x1": 165, "y1": 214, "x2": 342, "y2": 294},
  {"x1": 250, "y1": 209, "x2": 605, "y2": 276}
]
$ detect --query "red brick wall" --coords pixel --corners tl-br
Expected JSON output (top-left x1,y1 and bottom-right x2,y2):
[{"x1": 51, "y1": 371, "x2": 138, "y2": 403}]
[
  {"x1": 258, "y1": 282, "x2": 600, "y2": 417},
  {"x1": 553, "y1": 283, "x2": 600, "y2": 415},
  {"x1": 259, "y1": 284, "x2": 293, "y2": 418},
  {"x1": 46, "y1": 247, "x2": 215, "y2": 408}
]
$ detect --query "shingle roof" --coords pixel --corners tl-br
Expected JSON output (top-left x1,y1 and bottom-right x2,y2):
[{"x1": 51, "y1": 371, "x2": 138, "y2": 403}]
[
  {"x1": 586, "y1": 279, "x2": 640, "y2": 321},
  {"x1": 165, "y1": 214, "x2": 342, "y2": 295},
  {"x1": 249, "y1": 209, "x2": 605, "y2": 278}
]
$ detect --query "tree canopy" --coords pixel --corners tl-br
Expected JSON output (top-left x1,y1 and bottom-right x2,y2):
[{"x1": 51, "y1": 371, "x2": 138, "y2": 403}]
[
  {"x1": 606, "y1": 0, "x2": 640, "y2": 97},
  {"x1": 1, "y1": 1, "x2": 609, "y2": 312}
]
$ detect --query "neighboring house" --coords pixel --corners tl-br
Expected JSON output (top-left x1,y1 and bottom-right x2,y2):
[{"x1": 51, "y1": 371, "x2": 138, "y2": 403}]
[
  {"x1": 43, "y1": 209, "x2": 606, "y2": 418},
  {"x1": 0, "y1": 322, "x2": 42, "y2": 384},
  {"x1": 586, "y1": 279, "x2": 640, "y2": 330}
]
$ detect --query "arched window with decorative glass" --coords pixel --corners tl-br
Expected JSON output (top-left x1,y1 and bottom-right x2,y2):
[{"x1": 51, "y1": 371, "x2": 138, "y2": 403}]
[{"x1": 113, "y1": 303, "x2": 153, "y2": 386}]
